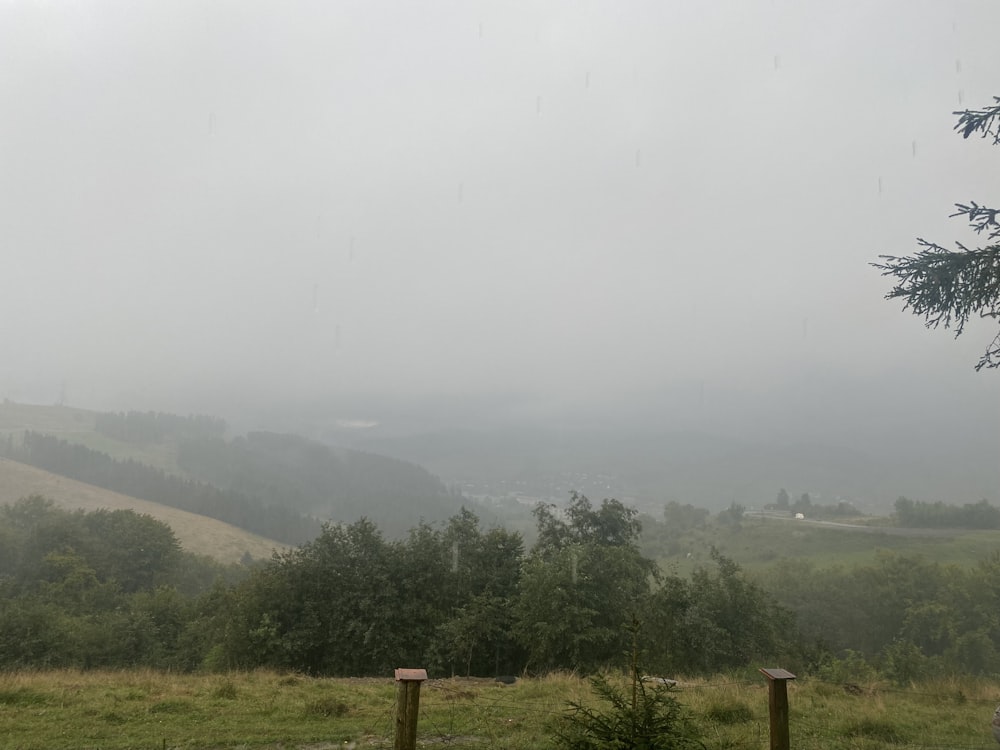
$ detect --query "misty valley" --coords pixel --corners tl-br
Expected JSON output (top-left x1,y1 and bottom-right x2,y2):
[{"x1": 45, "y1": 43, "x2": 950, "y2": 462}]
[
  {"x1": 5, "y1": 1, "x2": 1000, "y2": 745},
  {"x1": 1, "y1": 400, "x2": 999, "y2": 685}
]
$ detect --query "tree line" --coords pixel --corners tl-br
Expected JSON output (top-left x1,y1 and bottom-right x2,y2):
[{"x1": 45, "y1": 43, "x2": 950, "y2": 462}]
[
  {"x1": 3, "y1": 491, "x2": 999, "y2": 680},
  {"x1": 0, "y1": 496, "x2": 243, "y2": 670},
  {"x1": 94, "y1": 410, "x2": 227, "y2": 445},
  {"x1": 894, "y1": 495, "x2": 1000, "y2": 529},
  {"x1": 0, "y1": 493, "x2": 794, "y2": 676},
  {"x1": 2, "y1": 432, "x2": 321, "y2": 544},
  {"x1": 175, "y1": 430, "x2": 466, "y2": 538},
  {"x1": 4, "y1": 425, "x2": 468, "y2": 542}
]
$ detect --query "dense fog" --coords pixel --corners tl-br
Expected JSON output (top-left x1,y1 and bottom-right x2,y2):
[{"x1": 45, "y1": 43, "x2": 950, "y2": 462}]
[{"x1": 2, "y1": 1, "x2": 998, "y2": 504}]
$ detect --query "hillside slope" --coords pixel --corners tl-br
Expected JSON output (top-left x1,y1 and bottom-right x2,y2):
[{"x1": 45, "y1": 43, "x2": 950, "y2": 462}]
[
  {"x1": 0, "y1": 457, "x2": 283, "y2": 563},
  {"x1": 1, "y1": 402, "x2": 469, "y2": 540}
]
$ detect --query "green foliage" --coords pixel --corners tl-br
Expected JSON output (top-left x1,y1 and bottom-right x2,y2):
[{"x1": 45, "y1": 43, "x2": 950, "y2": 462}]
[
  {"x1": 873, "y1": 95, "x2": 1000, "y2": 370},
  {"x1": 514, "y1": 544, "x2": 652, "y2": 672},
  {"x1": 176, "y1": 430, "x2": 463, "y2": 539},
  {"x1": 6, "y1": 486, "x2": 1000, "y2": 680},
  {"x1": 880, "y1": 640, "x2": 929, "y2": 685},
  {"x1": 761, "y1": 547, "x2": 1000, "y2": 680},
  {"x1": 222, "y1": 508, "x2": 525, "y2": 677},
  {"x1": 716, "y1": 502, "x2": 745, "y2": 526},
  {"x1": 5, "y1": 432, "x2": 321, "y2": 544},
  {"x1": 533, "y1": 492, "x2": 645, "y2": 554},
  {"x1": 643, "y1": 549, "x2": 794, "y2": 675},
  {"x1": 0, "y1": 497, "x2": 240, "y2": 671},
  {"x1": 555, "y1": 673, "x2": 704, "y2": 750},
  {"x1": 815, "y1": 650, "x2": 879, "y2": 684},
  {"x1": 515, "y1": 494, "x2": 657, "y2": 673},
  {"x1": 894, "y1": 496, "x2": 1000, "y2": 529}
]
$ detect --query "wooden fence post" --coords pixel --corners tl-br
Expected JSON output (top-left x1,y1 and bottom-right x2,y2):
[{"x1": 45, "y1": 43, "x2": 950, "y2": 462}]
[
  {"x1": 394, "y1": 668, "x2": 428, "y2": 750},
  {"x1": 759, "y1": 668, "x2": 796, "y2": 750}
]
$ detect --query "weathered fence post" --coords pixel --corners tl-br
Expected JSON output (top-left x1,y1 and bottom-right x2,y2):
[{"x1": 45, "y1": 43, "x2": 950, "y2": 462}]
[
  {"x1": 394, "y1": 668, "x2": 428, "y2": 750},
  {"x1": 759, "y1": 668, "x2": 796, "y2": 750}
]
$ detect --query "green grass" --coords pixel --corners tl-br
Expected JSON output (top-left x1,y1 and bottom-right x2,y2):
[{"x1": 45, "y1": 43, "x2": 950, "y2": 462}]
[
  {"x1": 0, "y1": 401, "x2": 185, "y2": 474},
  {"x1": 661, "y1": 516, "x2": 1000, "y2": 575},
  {"x1": 0, "y1": 670, "x2": 997, "y2": 749}
]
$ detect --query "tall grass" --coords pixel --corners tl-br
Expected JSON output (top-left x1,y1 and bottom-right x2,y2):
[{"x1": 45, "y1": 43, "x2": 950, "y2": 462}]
[{"x1": 1, "y1": 669, "x2": 997, "y2": 749}]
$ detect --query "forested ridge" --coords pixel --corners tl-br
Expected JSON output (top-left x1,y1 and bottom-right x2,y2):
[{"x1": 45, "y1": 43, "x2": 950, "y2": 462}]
[
  {"x1": 3, "y1": 492, "x2": 1000, "y2": 681},
  {"x1": 3, "y1": 431, "x2": 321, "y2": 545},
  {"x1": 2, "y1": 408, "x2": 467, "y2": 542},
  {"x1": 176, "y1": 430, "x2": 465, "y2": 537}
]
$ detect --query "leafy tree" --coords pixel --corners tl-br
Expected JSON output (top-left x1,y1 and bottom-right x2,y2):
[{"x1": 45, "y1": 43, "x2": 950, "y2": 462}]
[
  {"x1": 515, "y1": 543, "x2": 653, "y2": 672},
  {"x1": 662, "y1": 501, "x2": 709, "y2": 532},
  {"x1": 434, "y1": 592, "x2": 511, "y2": 676},
  {"x1": 433, "y1": 509, "x2": 523, "y2": 675},
  {"x1": 81, "y1": 509, "x2": 181, "y2": 592},
  {"x1": 716, "y1": 502, "x2": 745, "y2": 527},
  {"x1": 223, "y1": 509, "x2": 523, "y2": 676},
  {"x1": 873, "y1": 96, "x2": 1000, "y2": 370},
  {"x1": 515, "y1": 494, "x2": 656, "y2": 672},
  {"x1": 775, "y1": 488, "x2": 790, "y2": 510},
  {"x1": 643, "y1": 549, "x2": 793, "y2": 675},
  {"x1": 533, "y1": 492, "x2": 645, "y2": 555}
]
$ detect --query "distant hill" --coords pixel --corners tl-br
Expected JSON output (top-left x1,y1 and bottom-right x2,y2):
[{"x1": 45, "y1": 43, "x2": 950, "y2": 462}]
[
  {"x1": 176, "y1": 431, "x2": 467, "y2": 537},
  {"x1": 348, "y1": 427, "x2": 997, "y2": 515},
  {"x1": 0, "y1": 457, "x2": 282, "y2": 563},
  {"x1": 0, "y1": 401, "x2": 469, "y2": 541}
]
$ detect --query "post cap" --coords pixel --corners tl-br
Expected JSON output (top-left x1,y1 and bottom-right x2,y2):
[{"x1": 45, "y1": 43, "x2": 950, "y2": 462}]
[
  {"x1": 759, "y1": 668, "x2": 796, "y2": 681},
  {"x1": 394, "y1": 668, "x2": 428, "y2": 682}
]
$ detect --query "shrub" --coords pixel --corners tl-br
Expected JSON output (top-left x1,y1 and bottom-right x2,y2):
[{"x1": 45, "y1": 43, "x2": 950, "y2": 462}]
[{"x1": 555, "y1": 672, "x2": 704, "y2": 750}]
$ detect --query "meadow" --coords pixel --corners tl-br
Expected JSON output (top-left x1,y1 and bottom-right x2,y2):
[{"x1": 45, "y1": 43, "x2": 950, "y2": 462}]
[
  {"x1": 1, "y1": 669, "x2": 998, "y2": 750},
  {"x1": 667, "y1": 515, "x2": 1000, "y2": 574}
]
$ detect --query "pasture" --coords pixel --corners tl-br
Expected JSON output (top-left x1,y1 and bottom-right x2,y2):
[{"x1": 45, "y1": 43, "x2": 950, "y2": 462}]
[{"x1": 1, "y1": 669, "x2": 998, "y2": 749}]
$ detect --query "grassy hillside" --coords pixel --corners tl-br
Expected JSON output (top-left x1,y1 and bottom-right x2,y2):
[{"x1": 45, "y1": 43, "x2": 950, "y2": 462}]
[
  {"x1": 647, "y1": 513, "x2": 1000, "y2": 575},
  {"x1": 0, "y1": 400, "x2": 182, "y2": 472},
  {"x1": 1, "y1": 401, "x2": 468, "y2": 540},
  {"x1": 0, "y1": 457, "x2": 282, "y2": 563},
  {"x1": 0, "y1": 669, "x2": 997, "y2": 749}
]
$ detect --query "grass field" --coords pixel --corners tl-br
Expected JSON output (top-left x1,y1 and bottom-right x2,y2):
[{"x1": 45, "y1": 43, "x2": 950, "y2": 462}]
[
  {"x1": 663, "y1": 515, "x2": 1000, "y2": 575},
  {"x1": 0, "y1": 458, "x2": 283, "y2": 564},
  {"x1": 0, "y1": 669, "x2": 998, "y2": 749},
  {"x1": 0, "y1": 401, "x2": 184, "y2": 474}
]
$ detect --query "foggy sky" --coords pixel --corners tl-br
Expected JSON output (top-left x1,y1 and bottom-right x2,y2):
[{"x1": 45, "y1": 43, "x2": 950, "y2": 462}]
[{"x1": 2, "y1": 1, "x2": 999, "y2": 464}]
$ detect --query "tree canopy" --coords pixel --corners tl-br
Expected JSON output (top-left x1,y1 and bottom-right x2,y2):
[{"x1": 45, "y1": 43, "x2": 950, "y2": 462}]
[{"x1": 873, "y1": 96, "x2": 1000, "y2": 370}]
